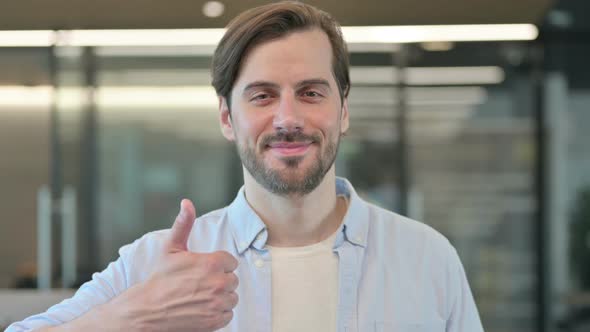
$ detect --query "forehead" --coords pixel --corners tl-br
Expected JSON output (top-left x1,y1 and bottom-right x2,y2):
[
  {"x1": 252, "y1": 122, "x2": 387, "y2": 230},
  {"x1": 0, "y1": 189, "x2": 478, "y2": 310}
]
[{"x1": 233, "y1": 29, "x2": 334, "y2": 90}]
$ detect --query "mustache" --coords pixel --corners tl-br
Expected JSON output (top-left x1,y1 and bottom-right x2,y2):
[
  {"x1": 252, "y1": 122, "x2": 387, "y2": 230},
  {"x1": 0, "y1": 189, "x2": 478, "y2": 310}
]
[{"x1": 260, "y1": 131, "x2": 321, "y2": 147}]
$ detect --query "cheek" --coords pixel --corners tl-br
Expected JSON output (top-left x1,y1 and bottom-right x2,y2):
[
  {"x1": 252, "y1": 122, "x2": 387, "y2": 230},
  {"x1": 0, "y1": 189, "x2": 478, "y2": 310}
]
[
  {"x1": 314, "y1": 114, "x2": 341, "y2": 140},
  {"x1": 235, "y1": 113, "x2": 270, "y2": 145}
]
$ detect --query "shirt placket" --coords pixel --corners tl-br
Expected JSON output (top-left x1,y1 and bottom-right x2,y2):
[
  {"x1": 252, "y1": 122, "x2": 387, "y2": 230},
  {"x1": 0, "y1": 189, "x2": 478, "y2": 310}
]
[
  {"x1": 335, "y1": 242, "x2": 361, "y2": 332},
  {"x1": 251, "y1": 248, "x2": 272, "y2": 332}
]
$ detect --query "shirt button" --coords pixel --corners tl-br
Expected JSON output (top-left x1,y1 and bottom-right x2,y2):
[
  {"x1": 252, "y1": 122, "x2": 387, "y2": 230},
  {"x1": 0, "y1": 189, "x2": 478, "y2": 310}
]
[
  {"x1": 355, "y1": 237, "x2": 362, "y2": 242},
  {"x1": 240, "y1": 241, "x2": 247, "y2": 248},
  {"x1": 254, "y1": 259, "x2": 264, "y2": 268}
]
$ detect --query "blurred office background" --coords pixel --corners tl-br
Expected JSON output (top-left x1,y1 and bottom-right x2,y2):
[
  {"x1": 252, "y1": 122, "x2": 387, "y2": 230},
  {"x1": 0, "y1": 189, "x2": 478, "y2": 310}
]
[{"x1": 0, "y1": 0, "x2": 589, "y2": 331}]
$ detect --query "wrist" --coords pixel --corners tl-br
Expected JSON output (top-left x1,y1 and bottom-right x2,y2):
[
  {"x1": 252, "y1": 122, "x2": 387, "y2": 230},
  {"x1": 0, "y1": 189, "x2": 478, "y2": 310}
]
[
  {"x1": 106, "y1": 282, "x2": 157, "y2": 332},
  {"x1": 40, "y1": 299, "x2": 125, "y2": 332}
]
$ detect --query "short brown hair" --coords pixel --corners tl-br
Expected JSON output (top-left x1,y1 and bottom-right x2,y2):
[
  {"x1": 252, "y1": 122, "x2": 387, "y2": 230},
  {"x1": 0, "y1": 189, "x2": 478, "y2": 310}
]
[{"x1": 211, "y1": 1, "x2": 350, "y2": 107}]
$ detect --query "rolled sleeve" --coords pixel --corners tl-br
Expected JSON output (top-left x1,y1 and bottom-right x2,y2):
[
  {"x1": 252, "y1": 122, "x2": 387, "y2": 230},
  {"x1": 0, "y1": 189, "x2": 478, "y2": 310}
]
[{"x1": 6, "y1": 242, "x2": 135, "y2": 332}]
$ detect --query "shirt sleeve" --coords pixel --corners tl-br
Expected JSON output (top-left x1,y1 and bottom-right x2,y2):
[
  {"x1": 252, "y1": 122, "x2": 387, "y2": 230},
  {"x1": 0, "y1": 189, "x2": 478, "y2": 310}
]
[
  {"x1": 5, "y1": 242, "x2": 136, "y2": 332},
  {"x1": 445, "y1": 247, "x2": 485, "y2": 332}
]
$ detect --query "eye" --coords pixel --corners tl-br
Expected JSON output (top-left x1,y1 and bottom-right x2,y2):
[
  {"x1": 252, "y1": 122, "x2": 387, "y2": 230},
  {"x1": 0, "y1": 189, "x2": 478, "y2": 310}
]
[
  {"x1": 302, "y1": 90, "x2": 322, "y2": 98},
  {"x1": 249, "y1": 92, "x2": 276, "y2": 106},
  {"x1": 251, "y1": 93, "x2": 270, "y2": 101}
]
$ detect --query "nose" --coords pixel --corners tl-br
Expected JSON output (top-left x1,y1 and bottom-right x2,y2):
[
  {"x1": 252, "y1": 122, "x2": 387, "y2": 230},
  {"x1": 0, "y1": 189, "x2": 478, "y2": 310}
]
[{"x1": 272, "y1": 94, "x2": 304, "y2": 133}]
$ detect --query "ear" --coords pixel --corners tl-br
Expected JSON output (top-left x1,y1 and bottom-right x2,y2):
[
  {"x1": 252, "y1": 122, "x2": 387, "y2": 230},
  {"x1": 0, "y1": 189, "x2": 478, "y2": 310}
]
[
  {"x1": 340, "y1": 97, "x2": 350, "y2": 135},
  {"x1": 219, "y1": 96, "x2": 235, "y2": 141}
]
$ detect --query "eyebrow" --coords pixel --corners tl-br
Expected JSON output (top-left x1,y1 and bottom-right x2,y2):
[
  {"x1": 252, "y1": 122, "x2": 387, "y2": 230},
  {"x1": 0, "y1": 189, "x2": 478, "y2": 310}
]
[
  {"x1": 295, "y1": 79, "x2": 332, "y2": 91},
  {"x1": 242, "y1": 81, "x2": 280, "y2": 95},
  {"x1": 242, "y1": 78, "x2": 332, "y2": 96}
]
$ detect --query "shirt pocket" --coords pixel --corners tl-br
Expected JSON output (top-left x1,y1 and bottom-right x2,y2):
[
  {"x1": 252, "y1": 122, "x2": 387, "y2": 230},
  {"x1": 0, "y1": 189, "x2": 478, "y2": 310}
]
[{"x1": 376, "y1": 320, "x2": 446, "y2": 332}]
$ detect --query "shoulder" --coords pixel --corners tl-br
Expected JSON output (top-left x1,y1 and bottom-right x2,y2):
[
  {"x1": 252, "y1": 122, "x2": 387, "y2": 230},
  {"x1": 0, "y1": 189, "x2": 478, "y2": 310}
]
[
  {"x1": 358, "y1": 202, "x2": 480, "y2": 327},
  {"x1": 189, "y1": 206, "x2": 230, "y2": 235},
  {"x1": 364, "y1": 202, "x2": 455, "y2": 261},
  {"x1": 363, "y1": 202, "x2": 465, "y2": 294}
]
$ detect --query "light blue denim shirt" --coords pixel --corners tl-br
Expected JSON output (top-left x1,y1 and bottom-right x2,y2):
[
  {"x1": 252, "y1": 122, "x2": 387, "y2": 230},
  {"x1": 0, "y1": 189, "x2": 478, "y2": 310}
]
[{"x1": 8, "y1": 178, "x2": 484, "y2": 332}]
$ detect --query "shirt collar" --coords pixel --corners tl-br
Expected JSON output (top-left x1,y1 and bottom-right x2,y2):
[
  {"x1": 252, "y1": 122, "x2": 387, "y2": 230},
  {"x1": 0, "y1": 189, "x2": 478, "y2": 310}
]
[
  {"x1": 227, "y1": 177, "x2": 369, "y2": 254},
  {"x1": 227, "y1": 186, "x2": 268, "y2": 254},
  {"x1": 335, "y1": 177, "x2": 369, "y2": 248}
]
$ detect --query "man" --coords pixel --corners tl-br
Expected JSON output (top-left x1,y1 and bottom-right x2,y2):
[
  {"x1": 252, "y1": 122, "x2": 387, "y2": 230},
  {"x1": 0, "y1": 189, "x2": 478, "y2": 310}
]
[{"x1": 8, "y1": 1, "x2": 484, "y2": 331}]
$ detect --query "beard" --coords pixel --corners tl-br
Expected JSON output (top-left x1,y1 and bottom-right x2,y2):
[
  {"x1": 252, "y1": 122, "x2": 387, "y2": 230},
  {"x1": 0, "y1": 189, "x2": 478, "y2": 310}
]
[{"x1": 236, "y1": 130, "x2": 339, "y2": 196}]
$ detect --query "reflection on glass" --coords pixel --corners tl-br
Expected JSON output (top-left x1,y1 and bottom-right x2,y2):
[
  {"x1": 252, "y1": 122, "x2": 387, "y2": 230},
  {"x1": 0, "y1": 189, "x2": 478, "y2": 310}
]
[{"x1": 0, "y1": 40, "x2": 551, "y2": 332}]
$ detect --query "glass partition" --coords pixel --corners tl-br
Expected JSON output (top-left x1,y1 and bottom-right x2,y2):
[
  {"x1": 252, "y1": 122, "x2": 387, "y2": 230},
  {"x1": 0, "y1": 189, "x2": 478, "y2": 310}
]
[{"x1": 0, "y1": 37, "x2": 548, "y2": 332}]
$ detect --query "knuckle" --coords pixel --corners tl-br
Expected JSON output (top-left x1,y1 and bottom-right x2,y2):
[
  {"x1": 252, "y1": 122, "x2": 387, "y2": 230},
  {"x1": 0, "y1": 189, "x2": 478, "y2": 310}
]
[
  {"x1": 205, "y1": 299, "x2": 216, "y2": 312},
  {"x1": 230, "y1": 292, "x2": 239, "y2": 307},
  {"x1": 217, "y1": 250, "x2": 238, "y2": 266},
  {"x1": 229, "y1": 273, "x2": 239, "y2": 289},
  {"x1": 224, "y1": 310, "x2": 234, "y2": 322},
  {"x1": 213, "y1": 279, "x2": 227, "y2": 293},
  {"x1": 196, "y1": 311, "x2": 218, "y2": 331},
  {"x1": 211, "y1": 311, "x2": 233, "y2": 330},
  {"x1": 205, "y1": 298, "x2": 218, "y2": 312},
  {"x1": 216, "y1": 251, "x2": 231, "y2": 262},
  {"x1": 210, "y1": 296, "x2": 226, "y2": 311},
  {"x1": 202, "y1": 255, "x2": 221, "y2": 272},
  {"x1": 233, "y1": 273, "x2": 240, "y2": 284},
  {"x1": 229, "y1": 256, "x2": 239, "y2": 269},
  {"x1": 204, "y1": 318, "x2": 222, "y2": 332}
]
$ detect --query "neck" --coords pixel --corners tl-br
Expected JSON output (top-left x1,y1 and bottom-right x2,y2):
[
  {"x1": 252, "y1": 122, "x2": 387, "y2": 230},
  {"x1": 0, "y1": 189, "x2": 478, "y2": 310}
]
[{"x1": 242, "y1": 165, "x2": 345, "y2": 247}]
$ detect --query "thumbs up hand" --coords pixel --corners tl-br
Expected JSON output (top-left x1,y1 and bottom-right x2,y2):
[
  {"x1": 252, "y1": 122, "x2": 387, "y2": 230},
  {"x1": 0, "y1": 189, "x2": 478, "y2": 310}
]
[{"x1": 108, "y1": 199, "x2": 239, "y2": 332}]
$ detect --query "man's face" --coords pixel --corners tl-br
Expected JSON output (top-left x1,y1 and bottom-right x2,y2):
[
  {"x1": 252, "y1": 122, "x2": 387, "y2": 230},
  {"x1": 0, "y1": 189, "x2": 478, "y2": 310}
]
[{"x1": 219, "y1": 28, "x2": 349, "y2": 196}]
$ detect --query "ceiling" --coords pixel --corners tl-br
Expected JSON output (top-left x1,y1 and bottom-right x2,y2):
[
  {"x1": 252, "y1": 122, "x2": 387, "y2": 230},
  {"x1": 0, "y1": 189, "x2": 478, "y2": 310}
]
[
  {"x1": 0, "y1": 0, "x2": 557, "y2": 87},
  {"x1": 0, "y1": 0, "x2": 554, "y2": 30}
]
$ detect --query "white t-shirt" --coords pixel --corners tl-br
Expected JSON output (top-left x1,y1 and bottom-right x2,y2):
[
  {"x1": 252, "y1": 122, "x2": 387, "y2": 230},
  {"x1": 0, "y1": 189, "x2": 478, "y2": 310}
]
[{"x1": 268, "y1": 229, "x2": 340, "y2": 332}]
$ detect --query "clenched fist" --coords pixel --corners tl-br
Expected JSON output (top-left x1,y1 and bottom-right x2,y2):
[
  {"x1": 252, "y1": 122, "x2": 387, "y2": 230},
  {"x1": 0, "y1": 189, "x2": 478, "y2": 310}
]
[{"x1": 110, "y1": 199, "x2": 239, "y2": 332}]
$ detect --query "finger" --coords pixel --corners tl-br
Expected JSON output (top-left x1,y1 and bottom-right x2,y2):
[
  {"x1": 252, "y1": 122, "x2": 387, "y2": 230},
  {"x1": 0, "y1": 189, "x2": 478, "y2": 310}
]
[
  {"x1": 165, "y1": 199, "x2": 197, "y2": 252},
  {"x1": 211, "y1": 251, "x2": 239, "y2": 272},
  {"x1": 222, "y1": 273, "x2": 239, "y2": 292},
  {"x1": 219, "y1": 292, "x2": 239, "y2": 311},
  {"x1": 212, "y1": 310, "x2": 234, "y2": 331}
]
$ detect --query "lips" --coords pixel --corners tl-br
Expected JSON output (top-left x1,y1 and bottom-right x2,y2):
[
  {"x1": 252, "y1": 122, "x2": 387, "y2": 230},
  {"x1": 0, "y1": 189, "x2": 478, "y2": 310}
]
[{"x1": 267, "y1": 141, "x2": 313, "y2": 156}]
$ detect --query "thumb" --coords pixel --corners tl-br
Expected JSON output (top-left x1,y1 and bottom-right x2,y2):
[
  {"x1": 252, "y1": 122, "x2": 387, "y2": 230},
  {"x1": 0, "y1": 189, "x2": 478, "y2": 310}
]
[{"x1": 165, "y1": 198, "x2": 196, "y2": 252}]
